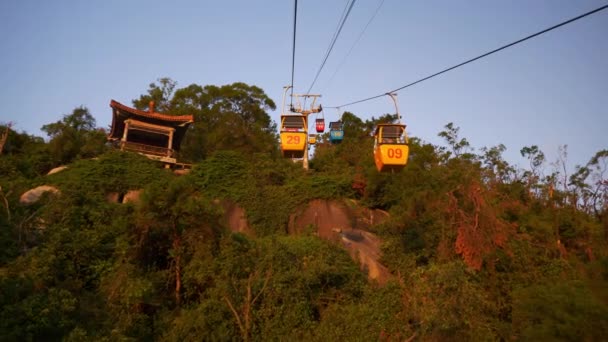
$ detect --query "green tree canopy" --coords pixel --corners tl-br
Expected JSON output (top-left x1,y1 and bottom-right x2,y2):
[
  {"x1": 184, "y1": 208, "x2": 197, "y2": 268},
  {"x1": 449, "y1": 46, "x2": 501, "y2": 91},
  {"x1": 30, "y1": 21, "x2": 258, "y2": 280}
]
[
  {"x1": 41, "y1": 106, "x2": 107, "y2": 166},
  {"x1": 132, "y1": 78, "x2": 277, "y2": 162}
]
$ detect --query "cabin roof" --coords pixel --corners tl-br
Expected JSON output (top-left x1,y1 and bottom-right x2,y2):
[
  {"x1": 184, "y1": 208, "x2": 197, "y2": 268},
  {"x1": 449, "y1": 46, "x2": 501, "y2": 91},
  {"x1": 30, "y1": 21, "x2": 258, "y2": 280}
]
[
  {"x1": 281, "y1": 115, "x2": 305, "y2": 128},
  {"x1": 329, "y1": 121, "x2": 343, "y2": 129},
  {"x1": 373, "y1": 123, "x2": 406, "y2": 135}
]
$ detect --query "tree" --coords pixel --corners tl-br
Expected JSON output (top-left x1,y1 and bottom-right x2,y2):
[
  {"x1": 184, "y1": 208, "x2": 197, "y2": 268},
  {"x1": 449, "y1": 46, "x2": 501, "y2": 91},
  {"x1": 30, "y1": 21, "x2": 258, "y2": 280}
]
[
  {"x1": 41, "y1": 106, "x2": 107, "y2": 165},
  {"x1": 340, "y1": 111, "x2": 367, "y2": 138},
  {"x1": 570, "y1": 150, "x2": 608, "y2": 218},
  {"x1": 0, "y1": 126, "x2": 51, "y2": 177},
  {"x1": 512, "y1": 281, "x2": 608, "y2": 340},
  {"x1": 587, "y1": 150, "x2": 608, "y2": 219},
  {"x1": 450, "y1": 181, "x2": 514, "y2": 270},
  {"x1": 438, "y1": 122, "x2": 472, "y2": 158},
  {"x1": 520, "y1": 145, "x2": 546, "y2": 197},
  {"x1": 133, "y1": 79, "x2": 278, "y2": 162},
  {"x1": 480, "y1": 144, "x2": 515, "y2": 184},
  {"x1": 132, "y1": 77, "x2": 177, "y2": 113},
  {"x1": 407, "y1": 262, "x2": 498, "y2": 340}
]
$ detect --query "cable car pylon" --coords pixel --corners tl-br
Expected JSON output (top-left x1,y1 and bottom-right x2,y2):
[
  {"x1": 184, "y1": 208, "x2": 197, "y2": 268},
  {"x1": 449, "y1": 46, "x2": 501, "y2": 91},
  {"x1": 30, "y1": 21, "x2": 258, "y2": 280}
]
[{"x1": 279, "y1": 86, "x2": 322, "y2": 170}]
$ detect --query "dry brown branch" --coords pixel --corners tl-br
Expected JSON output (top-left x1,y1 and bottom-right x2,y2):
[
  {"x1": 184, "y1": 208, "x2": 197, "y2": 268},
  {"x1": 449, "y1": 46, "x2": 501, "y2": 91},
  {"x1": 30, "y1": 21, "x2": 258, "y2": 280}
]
[
  {"x1": 223, "y1": 295, "x2": 246, "y2": 339},
  {"x1": 251, "y1": 270, "x2": 271, "y2": 306},
  {"x1": 0, "y1": 122, "x2": 11, "y2": 155},
  {"x1": 223, "y1": 269, "x2": 272, "y2": 342}
]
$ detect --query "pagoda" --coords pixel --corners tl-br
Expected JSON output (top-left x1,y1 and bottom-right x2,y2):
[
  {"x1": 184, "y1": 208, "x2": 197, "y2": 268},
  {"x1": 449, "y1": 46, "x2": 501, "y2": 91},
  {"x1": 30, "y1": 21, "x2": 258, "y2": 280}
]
[{"x1": 108, "y1": 100, "x2": 194, "y2": 166}]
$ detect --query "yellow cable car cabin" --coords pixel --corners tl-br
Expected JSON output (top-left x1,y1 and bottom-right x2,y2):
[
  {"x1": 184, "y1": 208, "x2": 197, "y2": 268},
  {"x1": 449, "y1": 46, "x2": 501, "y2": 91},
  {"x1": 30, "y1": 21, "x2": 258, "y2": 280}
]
[
  {"x1": 280, "y1": 115, "x2": 307, "y2": 158},
  {"x1": 373, "y1": 124, "x2": 409, "y2": 172}
]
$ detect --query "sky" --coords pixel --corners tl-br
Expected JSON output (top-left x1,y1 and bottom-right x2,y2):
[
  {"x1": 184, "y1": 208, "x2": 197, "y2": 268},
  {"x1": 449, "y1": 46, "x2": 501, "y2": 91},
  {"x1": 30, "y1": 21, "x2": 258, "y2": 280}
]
[{"x1": 1, "y1": 0, "x2": 606, "y2": 173}]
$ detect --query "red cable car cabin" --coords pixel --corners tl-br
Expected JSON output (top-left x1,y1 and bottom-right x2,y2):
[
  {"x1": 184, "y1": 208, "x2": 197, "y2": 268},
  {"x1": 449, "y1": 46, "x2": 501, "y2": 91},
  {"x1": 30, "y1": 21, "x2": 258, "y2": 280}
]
[{"x1": 315, "y1": 118, "x2": 325, "y2": 133}]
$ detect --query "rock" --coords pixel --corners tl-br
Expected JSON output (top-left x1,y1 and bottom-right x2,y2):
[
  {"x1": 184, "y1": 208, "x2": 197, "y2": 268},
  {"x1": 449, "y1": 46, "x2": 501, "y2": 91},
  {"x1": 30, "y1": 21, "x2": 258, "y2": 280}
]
[
  {"x1": 106, "y1": 192, "x2": 121, "y2": 203},
  {"x1": 341, "y1": 230, "x2": 391, "y2": 284},
  {"x1": 20, "y1": 185, "x2": 60, "y2": 204},
  {"x1": 220, "y1": 200, "x2": 254, "y2": 236},
  {"x1": 289, "y1": 199, "x2": 352, "y2": 240},
  {"x1": 289, "y1": 199, "x2": 392, "y2": 284},
  {"x1": 47, "y1": 165, "x2": 68, "y2": 175},
  {"x1": 123, "y1": 190, "x2": 142, "y2": 204}
]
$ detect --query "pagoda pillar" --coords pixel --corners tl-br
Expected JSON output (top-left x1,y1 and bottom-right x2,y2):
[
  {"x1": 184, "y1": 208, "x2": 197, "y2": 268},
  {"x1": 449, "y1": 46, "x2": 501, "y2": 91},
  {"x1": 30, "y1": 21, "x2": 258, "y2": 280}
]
[
  {"x1": 121, "y1": 121, "x2": 130, "y2": 151},
  {"x1": 167, "y1": 130, "x2": 174, "y2": 157}
]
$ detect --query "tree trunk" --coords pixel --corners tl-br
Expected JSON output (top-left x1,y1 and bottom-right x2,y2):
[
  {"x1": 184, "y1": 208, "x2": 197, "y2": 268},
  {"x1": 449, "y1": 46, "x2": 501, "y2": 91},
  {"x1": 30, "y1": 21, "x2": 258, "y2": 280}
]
[
  {"x1": 174, "y1": 239, "x2": 181, "y2": 306},
  {"x1": 223, "y1": 270, "x2": 270, "y2": 342},
  {"x1": 172, "y1": 222, "x2": 182, "y2": 306}
]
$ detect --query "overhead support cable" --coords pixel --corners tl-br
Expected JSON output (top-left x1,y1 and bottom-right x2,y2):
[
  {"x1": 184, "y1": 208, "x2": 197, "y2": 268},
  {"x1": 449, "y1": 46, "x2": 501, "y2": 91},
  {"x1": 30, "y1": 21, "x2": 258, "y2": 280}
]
[
  {"x1": 327, "y1": 0, "x2": 352, "y2": 58},
  {"x1": 290, "y1": 0, "x2": 298, "y2": 107},
  {"x1": 306, "y1": 0, "x2": 357, "y2": 94},
  {"x1": 328, "y1": 4, "x2": 608, "y2": 109},
  {"x1": 323, "y1": 0, "x2": 385, "y2": 91}
]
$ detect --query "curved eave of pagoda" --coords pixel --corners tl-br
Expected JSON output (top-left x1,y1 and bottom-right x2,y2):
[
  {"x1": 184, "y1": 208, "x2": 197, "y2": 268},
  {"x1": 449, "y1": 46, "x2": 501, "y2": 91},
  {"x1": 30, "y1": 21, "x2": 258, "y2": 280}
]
[{"x1": 108, "y1": 100, "x2": 194, "y2": 150}]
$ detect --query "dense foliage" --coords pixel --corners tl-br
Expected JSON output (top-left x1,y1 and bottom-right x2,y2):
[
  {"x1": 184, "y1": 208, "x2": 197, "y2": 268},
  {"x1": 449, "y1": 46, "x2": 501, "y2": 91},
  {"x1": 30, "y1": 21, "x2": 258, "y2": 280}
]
[{"x1": 0, "y1": 79, "x2": 606, "y2": 340}]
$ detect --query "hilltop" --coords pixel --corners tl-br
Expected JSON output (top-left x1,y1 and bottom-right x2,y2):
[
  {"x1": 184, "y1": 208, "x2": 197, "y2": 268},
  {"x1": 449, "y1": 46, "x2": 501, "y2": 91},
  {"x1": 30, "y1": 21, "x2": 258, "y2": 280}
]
[{"x1": 0, "y1": 80, "x2": 607, "y2": 341}]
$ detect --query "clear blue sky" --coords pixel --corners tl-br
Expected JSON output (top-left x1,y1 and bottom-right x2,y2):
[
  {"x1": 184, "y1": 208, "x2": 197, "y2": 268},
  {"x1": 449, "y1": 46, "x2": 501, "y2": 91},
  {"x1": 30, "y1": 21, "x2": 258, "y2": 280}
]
[{"x1": 1, "y1": 0, "x2": 606, "y2": 172}]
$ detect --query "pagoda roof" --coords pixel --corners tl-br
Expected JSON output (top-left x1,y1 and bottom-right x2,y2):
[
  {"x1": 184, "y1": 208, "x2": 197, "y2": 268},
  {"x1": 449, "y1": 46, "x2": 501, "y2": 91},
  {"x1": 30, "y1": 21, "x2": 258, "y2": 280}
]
[
  {"x1": 108, "y1": 100, "x2": 194, "y2": 150},
  {"x1": 110, "y1": 100, "x2": 193, "y2": 123}
]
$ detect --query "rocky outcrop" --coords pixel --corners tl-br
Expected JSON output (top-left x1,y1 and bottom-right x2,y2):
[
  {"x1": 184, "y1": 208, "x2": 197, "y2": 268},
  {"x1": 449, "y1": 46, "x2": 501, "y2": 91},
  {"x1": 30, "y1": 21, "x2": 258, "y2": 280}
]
[
  {"x1": 16, "y1": 181, "x2": 392, "y2": 284},
  {"x1": 47, "y1": 165, "x2": 68, "y2": 175},
  {"x1": 106, "y1": 192, "x2": 121, "y2": 203},
  {"x1": 19, "y1": 185, "x2": 60, "y2": 205},
  {"x1": 289, "y1": 199, "x2": 352, "y2": 239},
  {"x1": 289, "y1": 199, "x2": 391, "y2": 284},
  {"x1": 339, "y1": 229, "x2": 391, "y2": 284},
  {"x1": 345, "y1": 199, "x2": 390, "y2": 229},
  {"x1": 219, "y1": 200, "x2": 254, "y2": 236},
  {"x1": 123, "y1": 190, "x2": 142, "y2": 204}
]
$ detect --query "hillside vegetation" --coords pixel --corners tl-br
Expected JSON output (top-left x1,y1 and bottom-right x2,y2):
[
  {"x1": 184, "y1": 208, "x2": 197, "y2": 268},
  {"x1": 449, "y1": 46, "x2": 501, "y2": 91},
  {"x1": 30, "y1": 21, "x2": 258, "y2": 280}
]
[{"x1": 1, "y1": 79, "x2": 607, "y2": 341}]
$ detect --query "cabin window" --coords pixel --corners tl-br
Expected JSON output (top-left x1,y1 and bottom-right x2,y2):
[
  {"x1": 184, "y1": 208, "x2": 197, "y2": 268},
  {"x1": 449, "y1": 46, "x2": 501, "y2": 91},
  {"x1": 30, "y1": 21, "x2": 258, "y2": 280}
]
[
  {"x1": 382, "y1": 126, "x2": 404, "y2": 144},
  {"x1": 282, "y1": 116, "x2": 305, "y2": 132}
]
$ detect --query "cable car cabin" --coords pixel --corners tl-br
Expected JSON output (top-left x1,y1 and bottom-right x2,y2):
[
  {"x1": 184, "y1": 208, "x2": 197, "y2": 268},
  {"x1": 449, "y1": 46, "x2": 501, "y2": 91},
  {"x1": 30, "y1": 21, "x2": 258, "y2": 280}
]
[
  {"x1": 373, "y1": 124, "x2": 409, "y2": 172},
  {"x1": 315, "y1": 118, "x2": 325, "y2": 133},
  {"x1": 280, "y1": 115, "x2": 307, "y2": 158},
  {"x1": 308, "y1": 134, "x2": 317, "y2": 145},
  {"x1": 329, "y1": 121, "x2": 344, "y2": 144}
]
